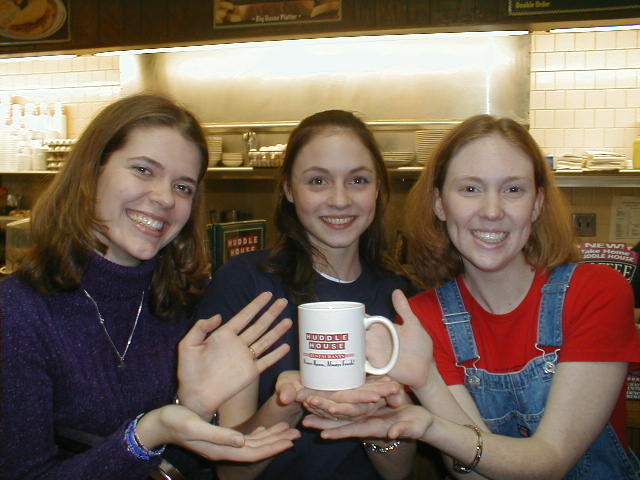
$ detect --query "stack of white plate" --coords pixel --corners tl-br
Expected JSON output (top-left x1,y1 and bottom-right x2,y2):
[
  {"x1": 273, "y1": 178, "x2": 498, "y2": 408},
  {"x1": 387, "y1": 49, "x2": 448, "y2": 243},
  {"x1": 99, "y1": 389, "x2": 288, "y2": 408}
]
[
  {"x1": 206, "y1": 136, "x2": 223, "y2": 166},
  {"x1": 382, "y1": 152, "x2": 414, "y2": 168},
  {"x1": 415, "y1": 128, "x2": 453, "y2": 165},
  {"x1": 221, "y1": 152, "x2": 244, "y2": 167}
]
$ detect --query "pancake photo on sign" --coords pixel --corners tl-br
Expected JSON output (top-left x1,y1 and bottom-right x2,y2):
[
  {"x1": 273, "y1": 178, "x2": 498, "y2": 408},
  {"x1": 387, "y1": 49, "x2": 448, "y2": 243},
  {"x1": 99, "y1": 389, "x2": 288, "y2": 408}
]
[{"x1": 0, "y1": 0, "x2": 66, "y2": 41}]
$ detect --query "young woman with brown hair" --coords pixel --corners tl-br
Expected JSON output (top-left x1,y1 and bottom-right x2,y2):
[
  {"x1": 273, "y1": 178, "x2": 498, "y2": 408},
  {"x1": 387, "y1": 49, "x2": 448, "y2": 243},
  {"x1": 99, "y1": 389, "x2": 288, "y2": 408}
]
[
  {"x1": 1, "y1": 94, "x2": 299, "y2": 479},
  {"x1": 197, "y1": 109, "x2": 416, "y2": 480}
]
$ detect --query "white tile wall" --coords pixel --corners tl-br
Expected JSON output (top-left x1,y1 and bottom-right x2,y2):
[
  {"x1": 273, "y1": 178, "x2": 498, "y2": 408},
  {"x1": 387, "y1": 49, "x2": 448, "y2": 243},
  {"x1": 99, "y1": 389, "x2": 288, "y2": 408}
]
[
  {"x1": 530, "y1": 30, "x2": 640, "y2": 165},
  {"x1": 0, "y1": 31, "x2": 638, "y2": 165},
  {"x1": 0, "y1": 55, "x2": 121, "y2": 138}
]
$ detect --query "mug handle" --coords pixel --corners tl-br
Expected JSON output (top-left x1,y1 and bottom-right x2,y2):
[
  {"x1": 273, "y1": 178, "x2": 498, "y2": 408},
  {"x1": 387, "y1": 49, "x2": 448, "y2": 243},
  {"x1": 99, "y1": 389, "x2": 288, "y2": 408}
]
[{"x1": 363, "y1": 316, "x2": 400, "y2": 376}]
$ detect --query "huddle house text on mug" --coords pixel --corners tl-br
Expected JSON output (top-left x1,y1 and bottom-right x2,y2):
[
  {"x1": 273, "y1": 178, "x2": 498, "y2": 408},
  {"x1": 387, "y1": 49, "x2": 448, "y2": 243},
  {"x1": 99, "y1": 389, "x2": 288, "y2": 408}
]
[{"x1": 305, "y1": 332, "x2": 350, "y2": 351}]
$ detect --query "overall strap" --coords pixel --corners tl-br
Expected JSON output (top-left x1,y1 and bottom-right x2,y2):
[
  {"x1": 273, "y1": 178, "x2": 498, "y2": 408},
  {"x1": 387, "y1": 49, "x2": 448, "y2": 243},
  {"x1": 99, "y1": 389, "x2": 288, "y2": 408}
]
[
  {"x1": 436, "y1": 279, "x2": 479, "y2": 364},
  {"x1": 537, "y1": 263, "x2": 578, "y2": 347}
]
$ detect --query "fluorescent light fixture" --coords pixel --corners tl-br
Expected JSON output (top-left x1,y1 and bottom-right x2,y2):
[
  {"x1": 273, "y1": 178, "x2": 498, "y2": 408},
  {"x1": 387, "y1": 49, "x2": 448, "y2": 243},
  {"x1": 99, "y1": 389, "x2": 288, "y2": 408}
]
[
  {"x1": 94, "y1": 30, "x2": 529, "y2": 56},
  {"x1": 551, "y1": 24, "x2": 640, "y2": 33},
  {"x1": 0, "y1": 54, "x2": 77, "y2": 63}
]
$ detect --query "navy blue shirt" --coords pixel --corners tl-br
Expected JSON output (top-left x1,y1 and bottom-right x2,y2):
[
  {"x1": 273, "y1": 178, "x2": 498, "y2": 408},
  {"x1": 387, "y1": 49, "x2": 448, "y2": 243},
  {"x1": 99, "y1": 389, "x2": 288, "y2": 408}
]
[{"x1": 197, "y1": 249, "x2": 413, "y2": 480}]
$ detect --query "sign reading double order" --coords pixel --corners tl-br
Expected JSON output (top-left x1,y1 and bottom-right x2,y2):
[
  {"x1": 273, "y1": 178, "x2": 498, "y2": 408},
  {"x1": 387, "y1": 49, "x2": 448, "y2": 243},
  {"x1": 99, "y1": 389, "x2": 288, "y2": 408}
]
[{"x1": 509, "y1": 0, "x2": 640, "y2": 16}]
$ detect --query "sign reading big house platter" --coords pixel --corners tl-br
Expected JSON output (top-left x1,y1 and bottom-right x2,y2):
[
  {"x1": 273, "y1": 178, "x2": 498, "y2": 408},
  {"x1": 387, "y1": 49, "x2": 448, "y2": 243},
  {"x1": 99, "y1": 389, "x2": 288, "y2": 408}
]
[
  {"x1": 214, "y1": 0, "x2": 341, "y2": 27},
  {"x1": 509, "y1": 0, "x2": 640, "y2": 15}
]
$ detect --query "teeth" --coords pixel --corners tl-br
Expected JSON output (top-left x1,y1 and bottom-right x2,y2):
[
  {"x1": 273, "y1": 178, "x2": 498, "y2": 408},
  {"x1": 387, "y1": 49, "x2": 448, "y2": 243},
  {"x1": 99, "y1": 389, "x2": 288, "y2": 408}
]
[
  {"x1": 323, "y1": 216, "x2": 354, "y2": 225},
  {"x1": 129, "y1": 212, "x2": 164, "y2": 231},
  {"x1": 473, "y1": 231, "x2": 506, "y2": 243}
]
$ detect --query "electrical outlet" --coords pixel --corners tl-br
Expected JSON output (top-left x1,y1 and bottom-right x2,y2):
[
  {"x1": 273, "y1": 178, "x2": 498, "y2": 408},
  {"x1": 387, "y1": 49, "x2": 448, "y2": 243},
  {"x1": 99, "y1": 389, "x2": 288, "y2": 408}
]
[{"x1": 572, "y1": 213, "x2": 596, "y2": 237}]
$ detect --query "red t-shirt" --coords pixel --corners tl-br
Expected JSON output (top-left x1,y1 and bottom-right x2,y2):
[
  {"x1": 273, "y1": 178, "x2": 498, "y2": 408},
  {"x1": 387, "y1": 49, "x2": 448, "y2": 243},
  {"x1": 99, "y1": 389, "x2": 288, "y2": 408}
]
[{"x1": 410, "y1": 263, "x2": 640, "y2": 447}]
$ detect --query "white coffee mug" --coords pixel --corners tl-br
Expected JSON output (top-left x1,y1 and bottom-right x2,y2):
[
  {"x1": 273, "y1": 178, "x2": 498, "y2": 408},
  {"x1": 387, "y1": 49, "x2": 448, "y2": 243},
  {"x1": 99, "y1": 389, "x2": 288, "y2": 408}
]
[{"x1": 298, "y1": 301, "x2": 400, "y2": 391}]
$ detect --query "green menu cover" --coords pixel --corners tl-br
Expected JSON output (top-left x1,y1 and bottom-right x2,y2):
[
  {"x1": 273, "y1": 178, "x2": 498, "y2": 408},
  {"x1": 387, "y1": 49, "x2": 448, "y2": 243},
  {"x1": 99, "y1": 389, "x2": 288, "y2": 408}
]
[{"x1": 207, "y1": 220, "x2": 266, "y2": 271}]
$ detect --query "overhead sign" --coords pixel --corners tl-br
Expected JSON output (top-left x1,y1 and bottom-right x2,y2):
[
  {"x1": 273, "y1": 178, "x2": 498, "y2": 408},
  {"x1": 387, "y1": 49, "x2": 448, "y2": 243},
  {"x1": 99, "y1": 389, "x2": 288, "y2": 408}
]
[
  {"x1": 509, "y1": 0, "x2": 640, "y2": 16},
  {"x1": 214, "y1": 1, "x2": 341, "y2": 28}
]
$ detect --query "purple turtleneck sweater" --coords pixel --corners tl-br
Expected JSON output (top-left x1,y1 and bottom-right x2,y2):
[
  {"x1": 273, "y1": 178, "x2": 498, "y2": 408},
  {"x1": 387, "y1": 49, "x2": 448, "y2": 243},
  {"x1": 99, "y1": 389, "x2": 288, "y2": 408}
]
[{"x1": 0, "y1": 254, "x2": 193, "y2": 479}]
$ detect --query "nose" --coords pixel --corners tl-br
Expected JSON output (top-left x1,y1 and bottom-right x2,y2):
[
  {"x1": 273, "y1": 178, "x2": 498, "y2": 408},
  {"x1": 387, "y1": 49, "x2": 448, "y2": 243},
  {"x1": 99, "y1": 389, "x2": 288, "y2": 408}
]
[
  {"x1": 480, "y1": 191, "x2": 504, "y2": 220},
  {"x1": 149, "y1": 180, "x2": 175, "y2": 208},
  {"x1": 328, "y1": 184, "x2": 351, "y2": 208}
]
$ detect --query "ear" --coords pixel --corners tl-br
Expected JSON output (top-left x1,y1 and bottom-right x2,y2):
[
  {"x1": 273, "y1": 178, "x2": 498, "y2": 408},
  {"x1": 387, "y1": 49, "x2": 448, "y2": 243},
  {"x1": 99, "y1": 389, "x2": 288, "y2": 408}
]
[
  {"x1": 434, "y1": 188, "x2": 446, "y2": 221},
  {"x1": 284, "y1": 181, "x2": 294, "y2": 203},
  {"x1": 532, "y1": 188, "x2": 544, "y2": 222}
]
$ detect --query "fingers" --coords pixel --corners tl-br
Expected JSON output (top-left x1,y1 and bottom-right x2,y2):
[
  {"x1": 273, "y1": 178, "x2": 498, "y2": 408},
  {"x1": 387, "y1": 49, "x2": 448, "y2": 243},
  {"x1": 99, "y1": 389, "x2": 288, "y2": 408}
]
[
  {"x1": 255, "y1": 342, "x2": 291, "y2": 373},
  {"x1": 225, "y1": 292, "x2": 274, "y2": 333},
  {"x1": 249, "y1": 317, "x2": 292, "y2": 360},
  {"x1": 246, "y1": 421, "x2": 294, "y2": 439},
  {"x1": 180, "y1": 315, "x2": 222, "y2": 348},
  {"x1": 318, "y1": 416, "x2": 391, "y2": 440},
  {"x1": 194, "y1": 424, "x2": 299, "y2": 462},
  {"x1": 240, "y1": 297, "x2": 289, "y2": 344},
  {"x1": 275, "y1": 371, "x2": 305, "y2": 405},
  {"x1": 302, "y1": 414, "x2": 351, "y2": 431},
  {"x1": 194, "y1": 423, "x2": 245, "y2": 448}
]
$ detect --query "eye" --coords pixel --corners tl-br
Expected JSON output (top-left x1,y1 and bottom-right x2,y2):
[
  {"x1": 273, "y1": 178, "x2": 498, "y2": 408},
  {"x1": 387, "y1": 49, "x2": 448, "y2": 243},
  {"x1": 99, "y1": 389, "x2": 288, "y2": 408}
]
[
  {"x1": 460, "y1": 185, "x2": 479, "y2": 194},
  {"x1": 504, "y1": 184, "x2": 525, "y2": 196},
  {"x1": 174, "y1": 183, "x2": 195, "y2": 196},
  {"x1": 307, "y1": 176, "x2": 327, "y2": 186},
  {"x1": 350, "y1": 176, "x2": 370, "y2": 185},
  {"x1": 132, "y1": 165, "x2": 152, "y2": 176}
]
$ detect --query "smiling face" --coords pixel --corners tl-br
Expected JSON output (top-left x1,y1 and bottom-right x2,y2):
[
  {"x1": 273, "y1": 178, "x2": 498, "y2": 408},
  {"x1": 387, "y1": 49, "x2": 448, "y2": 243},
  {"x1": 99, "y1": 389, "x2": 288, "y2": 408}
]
[
  {"x1": 434, "y1": 133, "x2": 544, "y2": 279},
  {"x1": 284, "y1": 131, "x2": 379, "y2": 264},
  {"x1": 95, "y1": 126, "x2": 201, "y2": 266}
]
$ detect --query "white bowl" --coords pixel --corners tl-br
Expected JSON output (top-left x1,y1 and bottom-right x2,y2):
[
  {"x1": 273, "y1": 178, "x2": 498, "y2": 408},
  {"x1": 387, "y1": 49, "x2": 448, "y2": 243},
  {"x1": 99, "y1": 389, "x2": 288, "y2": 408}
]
[{"x1": 222, "y1": 159, "x2": 244, "y2": 167}]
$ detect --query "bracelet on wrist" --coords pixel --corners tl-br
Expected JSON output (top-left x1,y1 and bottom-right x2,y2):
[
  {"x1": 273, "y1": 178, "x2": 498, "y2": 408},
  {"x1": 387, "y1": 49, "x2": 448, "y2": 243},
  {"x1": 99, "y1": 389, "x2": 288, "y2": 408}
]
[
  {"x1": 362, "y1": 439, "x2": 402, "y2": 453},
  {"x1": 125, "y1": 413, "x2": 166, "y2": 461},
  {"x1": 452, "y1": 424, "x2": 483, "y2": 474}
]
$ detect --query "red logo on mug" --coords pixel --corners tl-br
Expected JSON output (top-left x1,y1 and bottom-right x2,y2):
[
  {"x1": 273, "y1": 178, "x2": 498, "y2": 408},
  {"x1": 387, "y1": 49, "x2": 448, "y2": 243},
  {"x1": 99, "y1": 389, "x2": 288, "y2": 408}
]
[{"x1": 306, "y1": 332, "x2": 349, "y2": 351}]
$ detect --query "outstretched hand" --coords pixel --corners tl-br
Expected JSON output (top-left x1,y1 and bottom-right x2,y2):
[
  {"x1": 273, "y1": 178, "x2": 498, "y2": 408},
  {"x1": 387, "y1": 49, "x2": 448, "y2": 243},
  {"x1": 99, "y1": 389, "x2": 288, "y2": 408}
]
[
  {"x1": 367, "y1": 290, "x2": 434, "y2": 388},
  {"x1": 303, "y1": 404, "x2": 432, "y2": 443},
  {"x1": 276, "y1": 371, "x2": 404, "y2": 422},
  {"x1": 141, "y1": 405, "x2": 300, "y2": 462},
  {"x1": 302, "y1": 376, "x2": 404, "y2": 421},
  {"x1": 177, "y1": 292, "x2": 293, "y2": 419}
]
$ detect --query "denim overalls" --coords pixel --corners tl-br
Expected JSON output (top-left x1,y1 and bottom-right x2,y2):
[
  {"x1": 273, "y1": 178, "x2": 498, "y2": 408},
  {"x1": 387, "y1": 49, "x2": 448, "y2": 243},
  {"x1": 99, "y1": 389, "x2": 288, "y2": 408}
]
[{"x1": 436, "y1": 264, "x2": 640, "y2": 479}]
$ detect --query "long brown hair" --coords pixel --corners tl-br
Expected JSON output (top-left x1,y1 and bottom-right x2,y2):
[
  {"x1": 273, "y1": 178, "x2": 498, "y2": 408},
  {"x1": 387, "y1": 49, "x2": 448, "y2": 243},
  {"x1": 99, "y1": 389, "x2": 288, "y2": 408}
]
[
  {"x1": 406, "y1": 114, "x2": 580, "y2": 288},
  {"x1": 267, "y1": 109, "x2": 398, "y2": 304},
  {"x1": 17, "y1": 93, "x2": 210, "y2": 320}
]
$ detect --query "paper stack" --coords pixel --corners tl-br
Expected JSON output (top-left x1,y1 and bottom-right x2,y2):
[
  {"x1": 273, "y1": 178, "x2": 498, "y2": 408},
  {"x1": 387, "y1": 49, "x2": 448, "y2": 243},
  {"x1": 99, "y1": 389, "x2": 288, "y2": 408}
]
[
  {"x1": 555, "y1": 153, "x2": 587, "y2": 170},
  {"x1": 583, "y1": 151, "x2": 625, "y2": 171}
]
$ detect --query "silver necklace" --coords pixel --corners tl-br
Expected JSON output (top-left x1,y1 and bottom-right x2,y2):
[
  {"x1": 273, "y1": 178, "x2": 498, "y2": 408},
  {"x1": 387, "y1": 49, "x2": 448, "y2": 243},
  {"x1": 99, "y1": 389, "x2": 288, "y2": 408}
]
[{"x1": 82, "y1": 288, "x2": 144, "y2": 369}]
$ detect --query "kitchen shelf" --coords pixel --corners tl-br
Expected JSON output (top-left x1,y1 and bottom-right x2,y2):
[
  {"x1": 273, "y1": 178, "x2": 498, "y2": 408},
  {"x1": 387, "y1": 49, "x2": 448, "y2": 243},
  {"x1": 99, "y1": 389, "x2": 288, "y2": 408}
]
[
  {"x1": 389, "y1": 167, "x2": 640, "y2": 187},
  {"x1": 2, "y1": 168, "x2": 640, "y2": 187}
]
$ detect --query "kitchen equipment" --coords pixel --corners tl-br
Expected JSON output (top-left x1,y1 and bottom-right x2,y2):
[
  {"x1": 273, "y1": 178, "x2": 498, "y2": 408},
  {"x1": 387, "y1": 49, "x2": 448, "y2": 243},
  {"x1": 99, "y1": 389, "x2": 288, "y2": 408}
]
[
  {"x1": 4, "y1": 217, "x2": 31, "y2": 274},
  {"x1": 221, "y1": 153, "x2": 244, "y2": 167}
]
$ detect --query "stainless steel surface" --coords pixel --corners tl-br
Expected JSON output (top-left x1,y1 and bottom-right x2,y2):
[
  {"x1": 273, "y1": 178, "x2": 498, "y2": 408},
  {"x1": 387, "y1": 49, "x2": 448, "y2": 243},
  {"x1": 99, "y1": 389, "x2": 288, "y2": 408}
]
[{"x1": 122, "y1": 34, "x2": 530, "y2": 153}]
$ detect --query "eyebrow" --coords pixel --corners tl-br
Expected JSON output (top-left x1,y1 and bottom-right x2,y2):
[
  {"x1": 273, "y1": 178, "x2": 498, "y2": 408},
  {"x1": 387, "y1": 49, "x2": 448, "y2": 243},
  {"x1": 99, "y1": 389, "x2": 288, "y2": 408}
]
[
  {"x1": 129, "y1": 156, "x2": 198, "y2": 184},
  {"x1": 453, "y1": 174, "x2": 532, "y2": 183},
  {"x1": 301, "y1": 165, "x2": 375, "y2": 175}
]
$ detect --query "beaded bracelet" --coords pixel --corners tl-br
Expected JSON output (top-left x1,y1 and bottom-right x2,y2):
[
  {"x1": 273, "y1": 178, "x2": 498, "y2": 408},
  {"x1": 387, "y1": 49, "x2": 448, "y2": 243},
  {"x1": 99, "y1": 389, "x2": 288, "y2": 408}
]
[
  {"x1": 125, "y1": 413, "x2": 166, "y2": 461},
  {"x1": 452, "y1": 424, "x2": 483, "y2": 474},
  {"x1": 362, "y1": 439, "x2": 402, "y2": 453}
]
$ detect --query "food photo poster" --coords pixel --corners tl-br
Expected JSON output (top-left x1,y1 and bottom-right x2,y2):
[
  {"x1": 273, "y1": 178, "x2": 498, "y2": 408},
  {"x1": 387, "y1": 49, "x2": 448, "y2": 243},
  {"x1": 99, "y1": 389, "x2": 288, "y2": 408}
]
[
  {"x1": 214, "y1": 0, "x2": 341, "y2": 27},
  {"x1": 0, "y1": 0, "x2": 69, "y2": 45}
]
